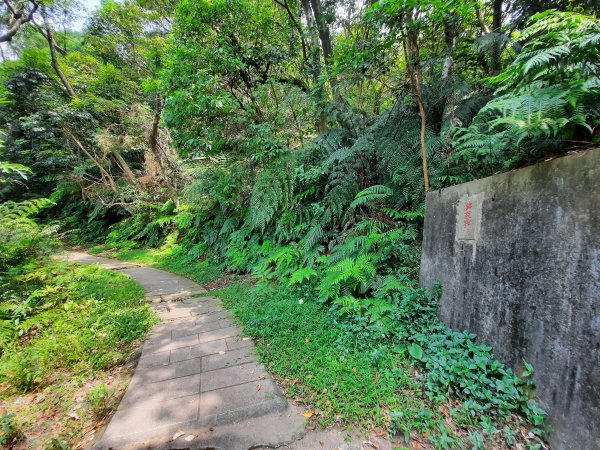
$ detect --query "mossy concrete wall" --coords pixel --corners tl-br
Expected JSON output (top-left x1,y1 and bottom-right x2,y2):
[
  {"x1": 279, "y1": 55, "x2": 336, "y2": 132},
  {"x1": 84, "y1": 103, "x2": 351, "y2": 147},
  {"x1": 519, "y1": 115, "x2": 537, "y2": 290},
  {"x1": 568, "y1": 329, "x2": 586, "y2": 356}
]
[{"x1": 420, "y1": 149, "x2": 600, "y2": 449}]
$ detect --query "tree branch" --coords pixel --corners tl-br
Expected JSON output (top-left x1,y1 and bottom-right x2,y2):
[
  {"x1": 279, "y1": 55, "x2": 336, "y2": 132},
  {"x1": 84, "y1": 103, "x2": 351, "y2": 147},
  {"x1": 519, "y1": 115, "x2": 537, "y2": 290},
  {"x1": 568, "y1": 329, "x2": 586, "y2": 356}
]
[{"x1": 0, "y1": 0, "x2": 38, "y2": 42}]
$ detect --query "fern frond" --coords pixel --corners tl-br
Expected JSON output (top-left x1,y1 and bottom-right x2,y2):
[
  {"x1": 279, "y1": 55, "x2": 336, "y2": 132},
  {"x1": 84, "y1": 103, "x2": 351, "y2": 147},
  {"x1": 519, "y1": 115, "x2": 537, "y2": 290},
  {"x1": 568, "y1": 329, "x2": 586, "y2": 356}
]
[
  {"x1": 0, "y1": 199, "x2": 55, "y2": 223},
  {"x1": 350, "y1": 185, "x2": 392, "y2": 209},
  {"x1": 0, "y1": 161, "x2": 31, "y2": 183}
]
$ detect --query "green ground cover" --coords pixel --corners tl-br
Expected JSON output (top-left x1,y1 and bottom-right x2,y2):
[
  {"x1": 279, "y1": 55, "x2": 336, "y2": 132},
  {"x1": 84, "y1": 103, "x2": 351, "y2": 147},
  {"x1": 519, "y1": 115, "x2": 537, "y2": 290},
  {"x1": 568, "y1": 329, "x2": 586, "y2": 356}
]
[
  {"x1": 0, "y1": 261, "x2": 156, "y2": 448},
  {"x1": 216, "y1": 282, "x2": 547, "y2": 449}
]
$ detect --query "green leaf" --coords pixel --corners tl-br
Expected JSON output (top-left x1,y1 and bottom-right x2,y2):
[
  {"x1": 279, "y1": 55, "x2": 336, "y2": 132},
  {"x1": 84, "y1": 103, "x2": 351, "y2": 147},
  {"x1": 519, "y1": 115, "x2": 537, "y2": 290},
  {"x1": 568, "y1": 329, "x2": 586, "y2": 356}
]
[{"x1": 408, "y1": 343, "x2": 423, "y2": 361}]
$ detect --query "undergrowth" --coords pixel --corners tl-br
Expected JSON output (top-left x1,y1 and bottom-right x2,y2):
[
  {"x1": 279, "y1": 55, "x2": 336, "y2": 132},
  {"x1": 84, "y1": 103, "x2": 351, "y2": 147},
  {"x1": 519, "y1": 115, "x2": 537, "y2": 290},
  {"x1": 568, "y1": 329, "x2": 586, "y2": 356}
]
[
  {"x1": 0, "y1": 262, "x2": 156, "y2": 448},
  {"x1": 214, "y1": 281, "x2": 547, "y2": 449}
]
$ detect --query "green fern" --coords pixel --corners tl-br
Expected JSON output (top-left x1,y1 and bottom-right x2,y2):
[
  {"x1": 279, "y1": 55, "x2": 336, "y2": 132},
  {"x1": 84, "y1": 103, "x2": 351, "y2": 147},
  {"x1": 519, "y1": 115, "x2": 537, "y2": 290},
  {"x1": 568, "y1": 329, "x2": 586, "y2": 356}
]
[
  {"x1": 0, "y1": 199, "x2": 55, "y2": 224},
  {"x1": 288, "y1": 266, "x2": 318, "y2": 285},
  {"x1": 0, "y1": 161, "x2": 31, "y2": 184},
  {"x1": 247, "y1": 158, "x2": 295, "y2": 233},
  {"x1": 350, "y1": 185, "x2": 392, "y2": 209},
  {"x1": 0, "y1": 320, "x2": 16, "y2": 353},
  {"x1": 318, "y1": 254, "x2": 378, "y2": 301},
  {"x1": 455, "y1": 10, "x2": 600, "y2": 172}
]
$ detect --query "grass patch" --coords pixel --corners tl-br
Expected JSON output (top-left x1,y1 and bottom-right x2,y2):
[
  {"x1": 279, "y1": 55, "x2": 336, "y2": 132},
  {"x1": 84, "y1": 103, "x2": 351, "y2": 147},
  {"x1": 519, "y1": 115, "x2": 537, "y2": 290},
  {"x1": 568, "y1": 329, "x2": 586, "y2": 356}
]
[
  {"x1": 0, "y1": 262, "x2": 156, "y2": 448},
  {"x1": 215, "y1": 282, "x2": 457, "y2": 446},
  {"x1": 89, "y1": 241, "x2": 223, "y2": 285},
  {"x1": 214, "y1": 282, "x2": 546, "y2": 449},
  {"x1": 217, "y1": 282, "x2": 429, "y2": 429}
]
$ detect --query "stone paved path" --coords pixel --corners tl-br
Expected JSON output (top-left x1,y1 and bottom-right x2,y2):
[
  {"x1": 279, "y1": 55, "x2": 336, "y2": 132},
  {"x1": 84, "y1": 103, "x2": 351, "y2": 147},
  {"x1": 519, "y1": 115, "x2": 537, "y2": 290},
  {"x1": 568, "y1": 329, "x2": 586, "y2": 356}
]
[{"x1": 61, "y1": 252, "x2": 307, "y2": 450}]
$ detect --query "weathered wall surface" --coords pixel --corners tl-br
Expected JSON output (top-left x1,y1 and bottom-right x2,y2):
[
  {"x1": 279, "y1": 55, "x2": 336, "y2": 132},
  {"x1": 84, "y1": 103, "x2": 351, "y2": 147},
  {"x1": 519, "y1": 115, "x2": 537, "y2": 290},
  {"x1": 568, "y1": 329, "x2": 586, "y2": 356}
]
[{"x1": 420, "y1": 149, "x2": 600, "y2": 449}]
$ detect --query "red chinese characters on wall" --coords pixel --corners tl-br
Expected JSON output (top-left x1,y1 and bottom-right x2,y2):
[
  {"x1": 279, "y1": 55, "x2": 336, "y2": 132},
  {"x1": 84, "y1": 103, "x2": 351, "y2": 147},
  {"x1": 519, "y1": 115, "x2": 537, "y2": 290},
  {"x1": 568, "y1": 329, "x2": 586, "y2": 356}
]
[
  {"x1": 463, "y1": 201, "x2": 473, "y2": 228},
  {"x1": 457, "y1": 195, "x2": 482, "y2": 241}
]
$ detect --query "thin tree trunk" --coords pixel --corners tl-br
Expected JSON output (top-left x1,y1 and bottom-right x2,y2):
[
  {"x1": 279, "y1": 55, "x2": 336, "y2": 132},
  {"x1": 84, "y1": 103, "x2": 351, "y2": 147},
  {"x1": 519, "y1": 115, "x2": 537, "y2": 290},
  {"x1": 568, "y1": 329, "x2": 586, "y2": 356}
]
[
  {"x1": 110, "y1": 147, "x2": 139, "y2": 187},
  {"x1": 442, "y1": 15, "x2": 457, "y2": 134},
  {"x1": 405, "y1": 10, "x2": 430, "y2": 192},
  {"x1": 475, "y1": 2, "x2": 490, "y2": 34},
  {"x1": 442, "y1": 17, "x2": 456, "y2": 80},
  {"x1": 308, "y1": 0, "x2": 333, "y2": 66},
  {"x1": 300, "y1": 0, "x2": 314, "y2": 28},
  {"x1": 490, "y1": 0, "x2": 503, "y2": 75},
  {"x1": 64, "y1": 130, "x2": 117, "y2": 192},
  {"x1": 273, "y1": 0, "x2": 308, "y2": 61},
  {"x1": 41, "y1": 7, "x2": 76, "y2": 98},
  {"x1": 149, "y1": 94, "x2": 163, "y2": 158},
  {"x1": 417, "y1": 97, "x2": 429, "y2": 192},
  {"x1": 301, "y1": 0, "x2": 328, "y2": 132}
]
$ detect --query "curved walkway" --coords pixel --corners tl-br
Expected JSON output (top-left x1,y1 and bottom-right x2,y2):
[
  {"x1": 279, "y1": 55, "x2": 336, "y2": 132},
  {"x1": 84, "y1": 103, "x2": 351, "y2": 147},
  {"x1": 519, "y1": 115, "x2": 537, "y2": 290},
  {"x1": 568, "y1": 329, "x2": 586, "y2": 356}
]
[{"x1": 61, "y1": 252, "x2": 306, "y2": 450}]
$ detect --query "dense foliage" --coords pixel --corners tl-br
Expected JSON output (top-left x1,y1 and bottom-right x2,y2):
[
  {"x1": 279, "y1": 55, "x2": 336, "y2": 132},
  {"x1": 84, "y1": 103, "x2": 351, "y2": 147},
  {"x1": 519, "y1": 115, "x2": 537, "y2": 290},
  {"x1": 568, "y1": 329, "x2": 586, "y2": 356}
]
[{"x1": 1, "y1": 0, "x2": 599, "y2": 447}]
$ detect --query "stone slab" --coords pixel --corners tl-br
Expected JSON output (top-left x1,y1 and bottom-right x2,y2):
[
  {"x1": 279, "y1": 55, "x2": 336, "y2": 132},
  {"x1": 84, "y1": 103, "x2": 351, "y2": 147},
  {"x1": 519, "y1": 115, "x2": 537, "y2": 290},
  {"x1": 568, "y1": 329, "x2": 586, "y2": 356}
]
[
  {"x1": 198, "y1": 326, "x2": 240, "y2": 344},
  {"x1": 226, "y1": 336, "x2": 254, "y2": 351},
  {"x1": 103, "y1": 394, "x2": 198, "y2": 438},
  {"x1": 200, "y1": 362, "x2": 266, "y2": 393},
  {"x1": 218, "y1": 317, "x2": 235, "y2": 328},
  {"x1": 120, "y1": 373, "x2": 201, "y2": 407},
  {"x1": 169, "y1": 339, "x2": 229, "y2": 363},
  {"x1": 196, "y1": 310, "x2": 232, "y2": 324},
  {"x1": 199, "y1": 379, "x2": 284, "y2": 420},
  {"x1": 201, "y1": 347, "x2": 257, "y2": 372},
  {"x1": 182, "y1": 296, "x2": 220, "y2": 304},
  {"x1": 132, "y1": 357, "x2": 201, "y2": 384},
  {"x1": 171, "y1": 319, "x2": 222, "y2": 338},
  {"x1": 137, "y1": 350, "x2": 170, "y2": 368},
  {"x1": 143, "y1": 332, "x2": 199, "y2": 354}
]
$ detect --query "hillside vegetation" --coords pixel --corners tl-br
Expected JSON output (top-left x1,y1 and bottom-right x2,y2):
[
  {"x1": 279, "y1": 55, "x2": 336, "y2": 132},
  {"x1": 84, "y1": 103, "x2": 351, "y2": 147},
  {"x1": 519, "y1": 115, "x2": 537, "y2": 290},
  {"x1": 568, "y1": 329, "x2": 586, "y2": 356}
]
[{"x1": 0, "y1": 0, "x2": 598, "y2": 447}]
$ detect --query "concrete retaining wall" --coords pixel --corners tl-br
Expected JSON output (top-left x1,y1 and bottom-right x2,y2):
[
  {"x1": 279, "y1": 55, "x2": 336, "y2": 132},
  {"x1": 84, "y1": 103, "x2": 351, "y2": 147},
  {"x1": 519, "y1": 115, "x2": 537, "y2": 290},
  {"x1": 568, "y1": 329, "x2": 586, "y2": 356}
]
[{"x1": 420, "y1": 149, "x2": 600, "y2": 449}]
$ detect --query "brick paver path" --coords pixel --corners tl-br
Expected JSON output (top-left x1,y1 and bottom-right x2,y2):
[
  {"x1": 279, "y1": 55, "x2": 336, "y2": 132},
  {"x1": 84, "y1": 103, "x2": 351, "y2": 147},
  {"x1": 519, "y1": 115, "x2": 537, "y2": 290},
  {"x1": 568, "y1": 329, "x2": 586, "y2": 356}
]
[{"x1": 61, "y1": 252, "x2": 305, "y2": 450}]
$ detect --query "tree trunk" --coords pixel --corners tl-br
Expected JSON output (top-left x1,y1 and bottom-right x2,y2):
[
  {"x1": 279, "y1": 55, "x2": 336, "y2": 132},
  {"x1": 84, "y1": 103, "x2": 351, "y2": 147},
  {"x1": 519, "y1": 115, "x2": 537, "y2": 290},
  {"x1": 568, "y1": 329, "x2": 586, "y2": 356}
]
[
  {"x1": 149, "y1": 94, "x2": 163, "y2": 159},
  {"x1": 441, "y1": 15, "x2": 458, "y2": 133},
  {"x1": 41, "y1": 7, "x2": 76, "y2": 98},
  {"x1": 148, "y1": 93, "x2": 179, "y2": 201},
  {"x1": 110, "y1": 147, "x2": 139, "y2": 187},
  {"x1": 308, "y1": 0, "x2": 333, "y2": 66},
  {"x1": 474, "y1": 2, "x2": 490, "y2": 35},
  {"x1": 442, "y1": 16, "x2": 457, "y2": 80},
  {"x1": 301, "y1": 0, "x2": 329, "y2": 132},
  {"x1": 490, "y1": 0, "x2": 503, "y2": 75},
  {"x1": 300, "y1": 0, "x2": 314, "y2": 28},
  {"x1": 405, "y1": 11, "x2": 430, "y2": 192}
]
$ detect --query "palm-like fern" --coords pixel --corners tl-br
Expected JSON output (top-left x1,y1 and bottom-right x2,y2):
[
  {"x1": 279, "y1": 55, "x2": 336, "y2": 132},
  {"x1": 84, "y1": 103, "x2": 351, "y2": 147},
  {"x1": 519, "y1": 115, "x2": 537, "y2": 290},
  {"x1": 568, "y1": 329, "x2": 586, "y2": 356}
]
[
  {"x1": 350, "y1": 185, "x2": 392, "y2": 209},
  {"x1": 247, "y1": 157, "x2": 295, "y2": 233},
  {"x1": 494, "y1": 10, "x2": 600, "y2": 90}
]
